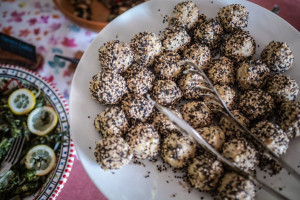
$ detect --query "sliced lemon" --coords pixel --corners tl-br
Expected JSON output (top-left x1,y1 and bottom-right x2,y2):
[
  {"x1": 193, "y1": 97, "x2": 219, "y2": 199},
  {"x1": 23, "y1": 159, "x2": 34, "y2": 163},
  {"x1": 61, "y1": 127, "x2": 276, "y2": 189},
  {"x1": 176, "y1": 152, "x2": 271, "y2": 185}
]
[
  {"x1": 27, "y1": 106, "x2": 58, "y2": 136},
  {"x1": 25, "y1": 145, "x2": 56, "y2": 176},
  {"x1": 8, "y1": 88, "x2": 36, "y2": 115}
]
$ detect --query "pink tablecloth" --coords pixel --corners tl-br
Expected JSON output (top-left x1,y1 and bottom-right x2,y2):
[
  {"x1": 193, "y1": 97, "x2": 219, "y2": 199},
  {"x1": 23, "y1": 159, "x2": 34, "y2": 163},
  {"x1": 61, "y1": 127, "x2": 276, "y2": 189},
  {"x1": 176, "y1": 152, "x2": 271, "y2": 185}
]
[{"x1": 0, "y1": 0, "x2": 299, "y2": 200}]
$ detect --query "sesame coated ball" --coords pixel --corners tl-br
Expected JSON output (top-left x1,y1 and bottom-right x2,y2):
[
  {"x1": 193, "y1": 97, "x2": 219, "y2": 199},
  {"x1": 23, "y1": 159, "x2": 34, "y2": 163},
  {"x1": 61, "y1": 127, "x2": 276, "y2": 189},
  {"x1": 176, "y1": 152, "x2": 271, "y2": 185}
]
[
  {"x1": 130, "y1": 31, "x2": 162, "y2": 66},
  {"x1": 218, "y1": 4, "x2": 249, "y2": 32},
  {"x1": 123, "y1": 62, "x2": 144, "y2": 77},
  {"x1": 251, "y1": 120, "x2": 289, "y2": 157},
  {"x1": 161, "y1": 132, "x2": 196, "y2": 168},
  {"x1": 161, "y1": 26, "x2": 191, "y2": 52},
  {"x1": 151, "y1": 80, "x2": 182, "y2": 106},
  {"x1": 196, "y1": 126, "x2": 225, "y2": 151},
  {"x1": 217, "y1": 172, "x2": 255, "y2": 200},
  {"x1": 125, "y1": 67, "x2": 155, "y2": 95},
  {"x1": 277, "y1": 101, "x2": 300, "y2": 138},
  {"x1": 94, "y1": 135, "x2": 132, "y2": 170},
  {"x1": 237, "y1": 89, "x2": 275, "y2": 121},
  {"x1": 181, "y1": 101, "x2": 213, "y2": 128},
  {"x1": 187, "y1": 153, "x2": 223, "y2": 192},
  {"x1": 94, "y1": 107, "x2": 129, "y2": 138},
  {"x1": 153, "y1": 51, "x2": 182, "y2": 80},
  {"x1": 236, "y1": 59, "x2": 270, "y2": 90},
  {"x1": 261, "y1": 41, "x2": 294, "y2": 73},
  {"x1": 121, "y1": 94, "x2": 154, "y2": 122},
  {"x1": 207, "y1": 56, "x2": 235, "y2": 86},
  {"x1": 183, "y1": 43, "x2": 211, "y2": 70},
  {"x1": 222, "y1": 137, "x2": 258, "y2": 172},
  {"x1": 194, "y1": 18, "x2": 223, "y2": 49},
  {"x1": 215, "y1": 84, "x2": 236, "y2": 109},
  {"x1": 89, "y1": 70, "x2": 128, "y2": 105},
  {"x1": 266, "y1": 74, "x2": 299, "y2": 103},
  {"x1": 125, "y1": 123, "x2": 160, "y2": 159},
  {"x1": 98, "y1": 40, "x2": 134, "y2": 73},
  {"x1": 222, "y1": 30, "x2": 256, "y2": 62}
]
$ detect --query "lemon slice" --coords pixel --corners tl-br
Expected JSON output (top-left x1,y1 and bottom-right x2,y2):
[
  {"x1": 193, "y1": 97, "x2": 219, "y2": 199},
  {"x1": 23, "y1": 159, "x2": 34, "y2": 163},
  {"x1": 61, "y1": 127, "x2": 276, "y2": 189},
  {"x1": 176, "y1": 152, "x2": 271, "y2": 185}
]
[
  {"x1": 8, "y1": 88, "x2": 36, "y2": 115},
  {"x1": 25, "y1": 145, "x2": 56, "y2": 176},
  {"x1": 28, "y1": 106, "x2": 58, "y2": 136}
]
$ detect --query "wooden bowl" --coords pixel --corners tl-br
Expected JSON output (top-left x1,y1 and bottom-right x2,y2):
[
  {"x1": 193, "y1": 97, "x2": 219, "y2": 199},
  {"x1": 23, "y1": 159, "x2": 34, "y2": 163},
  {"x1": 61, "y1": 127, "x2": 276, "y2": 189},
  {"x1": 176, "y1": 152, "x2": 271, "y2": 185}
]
[{"x1": 53, "y1": 0, "x2": 109, "y2": 32}]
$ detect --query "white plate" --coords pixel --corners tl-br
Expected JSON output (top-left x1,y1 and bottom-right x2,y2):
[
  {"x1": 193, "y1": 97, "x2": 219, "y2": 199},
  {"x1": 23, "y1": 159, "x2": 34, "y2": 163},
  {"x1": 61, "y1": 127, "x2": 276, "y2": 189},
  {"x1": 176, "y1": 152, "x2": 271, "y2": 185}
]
[{"x1": 70, "y1": 0, "x2": 300, "y2": 199}]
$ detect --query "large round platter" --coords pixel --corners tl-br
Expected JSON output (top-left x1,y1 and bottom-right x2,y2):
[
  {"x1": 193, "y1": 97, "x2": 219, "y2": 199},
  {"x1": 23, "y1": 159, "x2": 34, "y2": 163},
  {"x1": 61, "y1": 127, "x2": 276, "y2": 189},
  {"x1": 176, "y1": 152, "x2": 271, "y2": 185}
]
[{"x1": 70, "y1": 0, "x2": 300, "y2": 199}]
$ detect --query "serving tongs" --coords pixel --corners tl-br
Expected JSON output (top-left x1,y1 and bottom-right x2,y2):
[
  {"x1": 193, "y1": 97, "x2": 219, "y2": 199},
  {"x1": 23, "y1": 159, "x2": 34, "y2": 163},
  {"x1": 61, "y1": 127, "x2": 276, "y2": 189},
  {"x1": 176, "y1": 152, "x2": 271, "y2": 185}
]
[{"x1": 146, "y1": 60, "x2": 300, "y2": 200}]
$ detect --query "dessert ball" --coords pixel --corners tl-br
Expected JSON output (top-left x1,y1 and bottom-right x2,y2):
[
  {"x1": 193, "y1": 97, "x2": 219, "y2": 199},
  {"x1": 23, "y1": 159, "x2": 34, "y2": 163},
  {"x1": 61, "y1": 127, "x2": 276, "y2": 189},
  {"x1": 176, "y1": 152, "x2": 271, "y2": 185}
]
[
  {"x1": 261, "y1": 41, "x2": 294, "y2": 73},
  {"x1": 202, "y1": 95, "x2": 224, "y2": 114},
  {"x1": 207, "y1": 56, "x2": 235, "y2": 86},
  {"x1": 125, "y1": 123, "x2": 160, "y2": 159},
  {"x1": 277, "y1": 101, "x2": 300, "y2": 138},
  {"x1": 121, "y1": 94, "x2": 154, "y2": 122},
  {"x1": 187, "y1": 153, "x2": 223, "y2": 192},
  {"x1": 125, "y1": 67, "x2": 155, "y2": 95},
  {"x1": 161, "y1": 132, "x2": 196, "y2": 168},
  {"x1": 171, "y1": 1, "x2": 200, "y2": 30},
  {"x1": 178, "y1": 72, "x2": 210, "y2": 99},
  {"x1": 266, "y1": 74, "x2": 299, "y2": 103},
  {"x1": 196, "y1": 126, "x2": 225, "y2": 151},
  {"x1": 130, "y1": 31, "x2": 162, "y2": 66},
  {"x1": 181, "y1": 101, "x2": 213, "y2": 128},
  {"x1": 161, "y1": 26, "x2": 191, "y2": 52},
  {"x1": 237, "y1": 89, "x2": 275, "y2": 121},
  {"x1": 215, "y1": 84, "x2": 236, "y2": 109},
  {"x1": 218, "y1": 4, "x2": 249, "y2": 32},
  {"x1": 236, "y1": 59, "x2": 270, "y2": 90},
  {"x1": 217, "y1": 172, "x2": 255, "y2": 200},
  {"x1": 94, "y1": 135, "x2": 132, "y2": 170},
  {"x1": 94, "y1": 107, "x2": 129, "y2": 138},
  {"x1": 123, "y1": 62, "x2": 144, "y2": 77},
  {"x1": 151, "y1": 80, "x2": 182, "y2": 106},
  {"x1": 98, "y1": 40, "x2": 134, "y2": 73},
  {"x1": 183, "y1": 43, "x2": 211, "y2": 70},
  {"x1": 152, "y1": 107, "x2": 182, "y2": 137},
  {"x1": 219, "y1": 109, "x2": 250, "y2": 138},
  {"x1": 222, "y1": 137, "x2": 258, "y2": 172},
  {"x1": 89, "y1": 70, "x2": 128, "y2": 105},
  {"x1": 251, "y1": 120, "x2": 289, "y2": 157},
  {"x1": 194, "y1": 18, "x2": 223, "y2": 49},
  {"x1": 222, "y1": 30, "x2": 256, "y2": 62},
  {"x1": 154, "y1": 51, "x2": 182, "y2": 80}
]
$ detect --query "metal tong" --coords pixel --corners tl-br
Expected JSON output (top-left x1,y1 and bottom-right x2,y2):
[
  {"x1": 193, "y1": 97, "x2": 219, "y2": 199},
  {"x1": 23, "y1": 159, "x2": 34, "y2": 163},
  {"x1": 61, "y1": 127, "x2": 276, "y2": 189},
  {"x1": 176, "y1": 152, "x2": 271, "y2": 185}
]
[{"x1": 147, "y1": 60, "x2": 300, "y2": 200}]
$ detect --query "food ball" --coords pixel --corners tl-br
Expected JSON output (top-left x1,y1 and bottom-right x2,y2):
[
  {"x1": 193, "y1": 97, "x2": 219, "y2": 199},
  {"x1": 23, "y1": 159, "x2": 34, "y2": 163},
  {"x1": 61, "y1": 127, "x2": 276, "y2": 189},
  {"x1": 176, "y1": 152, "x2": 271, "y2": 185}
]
[
  {"x1": 94, "y1": 135, "x2": 132, "y2": 170},
  {"x1": 266, "y1": 74, "x2": 299, "y2": 103},
  {"x1": 98, "y1": 40, "x2": 134, "y2": 73},
  {"x1": 161, "y1": 26, "x2": 191, "y2": 52},
  {"x1": 215, "y1": 84, "x2": 236, "y2": 109},
  {"x1": 161, "y1": 132, "x2": 196, "y2": 168},
  {"x1": 183, "y1": 43, "x2": 211, "y2": 70},
  {"x1": 251, "y1": 120, "x2": 289, "y2": 157},
  {"x1": 154, "y1": 51, "x2": 182, "y2": 80},
  {"x1": 196, "y1": 126, "x2": 225, "y2": 151},
  {"x1": 217, "y1": 172, "x2": 255, "y2": 200},
  {"x1": 123, "y1": 62, "x2": 144, "y2": 77},
  {"x1": 125, "y1": 67, "x2": 155, "y2": 95},
  {"x1": 261, "y1": 41, "x2": 294, "y2": 73},
  {"x1": 151, "y1": 80, "x2": 182, "y2": 106},
  {"x1": 130, "y1": 31, "x2": 162, "y2": 66},
  {"x1": 218, "y1": 4, "x2": 249, "y2": 32},
  {"x1": 187, "y1": 153, "x2": 223, "y2": 192},
  {"x1": 236, "y1": 59, "x2": 270, "y2": 90},
  {"x1": 94, "y1": 107, "x2": 129, "y2": 138},
  {"x1": 222, "y1": 30, "x2": 256, "y2": 62},
  {"x1": 194, "y1": 18, "x2": 223, "y2": 49},
  {"x1": 222, "y1": 137, "x2": 258, "y2": 172},
  {"x1": 121, "y1": 94, "x2": 154, "y2": 122},
  {"x1": 89, "y1": 70, "x2": 128, "y2": 105},
  {"x1": 181, "y1": 101, "x2": 213, "y2": 128},
  {"x1": 125, "y1": 123, "x2": 160, "y2": 159},
  {"x1": 277, "y1": 101, "x2": 300, "y2": 139},
  {"x1": 237, "y1": 89, "x2": 275, "y2": 121},
  {"x1": 207, "y1": 56, "x2": 235, "y2": 86}
]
